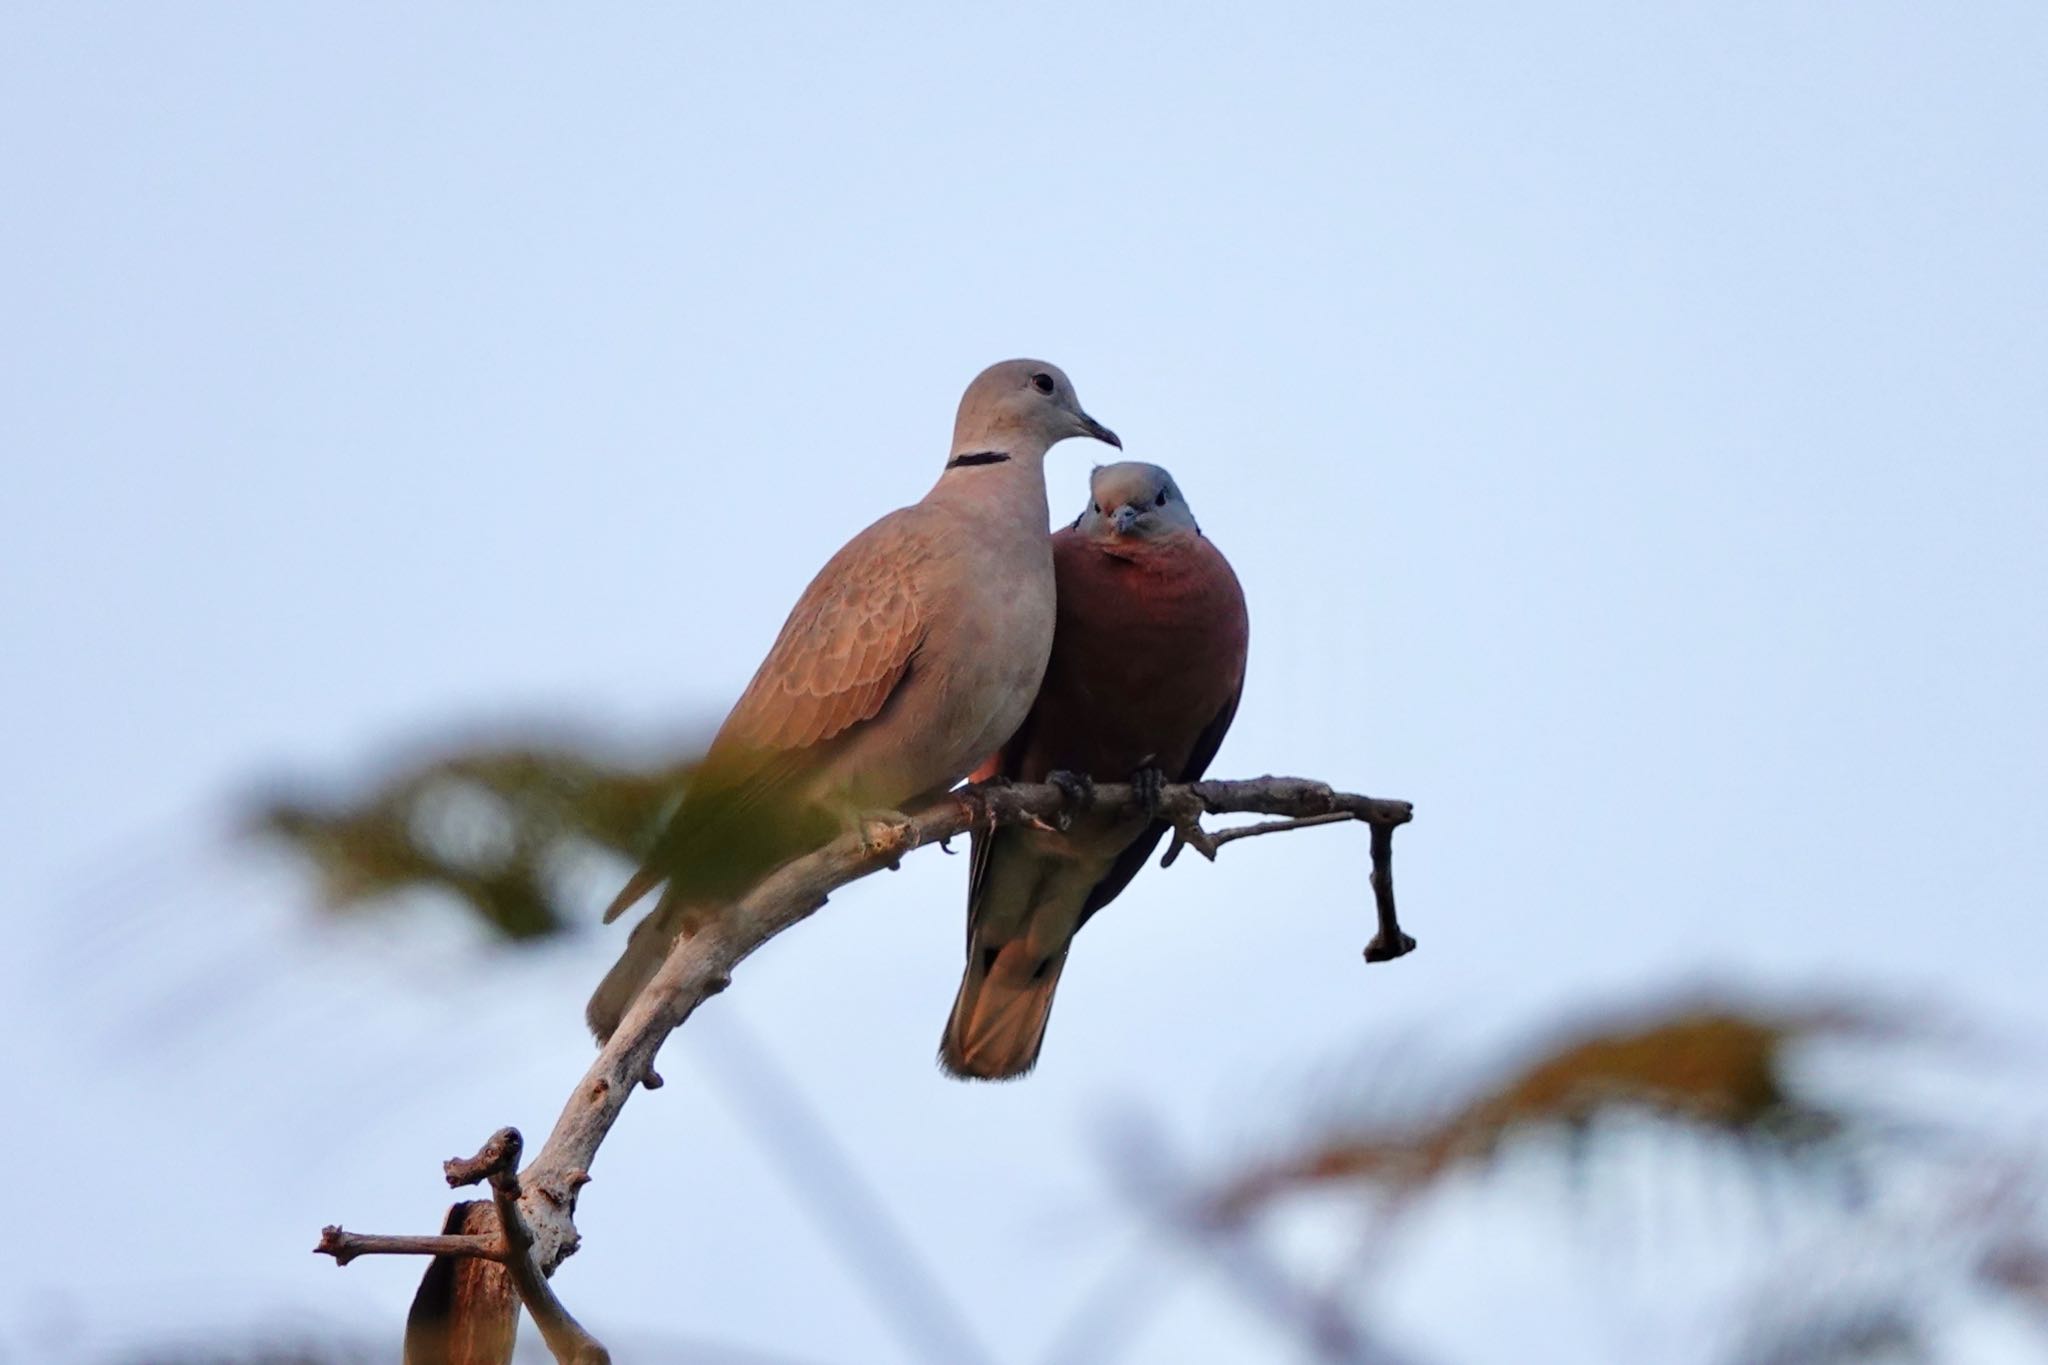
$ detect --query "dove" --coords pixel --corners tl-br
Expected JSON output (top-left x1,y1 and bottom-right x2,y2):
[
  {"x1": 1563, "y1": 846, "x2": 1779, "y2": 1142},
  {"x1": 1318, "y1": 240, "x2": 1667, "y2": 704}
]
[
  {"x1": 587, "y1": 360, "x2": 1121, "y2": 1043},
  {"x1": 940, "y1": 462, "x2": 1248, "y2": 1080}
]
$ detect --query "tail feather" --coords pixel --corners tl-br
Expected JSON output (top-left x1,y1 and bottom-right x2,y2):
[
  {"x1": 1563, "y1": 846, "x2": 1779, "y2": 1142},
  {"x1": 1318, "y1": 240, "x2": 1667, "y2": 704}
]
[
  {"x1": 586, "y1": 899, "x2": 695, "y2": 1042},
  {"x1": 939, "y1": 933, "x2": 1069, "y2": 1081},
  {"x1": 601, "y1": 865, "x2": 662, "y2": 924}
]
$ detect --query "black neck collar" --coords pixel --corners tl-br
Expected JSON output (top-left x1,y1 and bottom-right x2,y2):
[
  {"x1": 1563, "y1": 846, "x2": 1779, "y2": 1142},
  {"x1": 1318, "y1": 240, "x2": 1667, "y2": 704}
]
[{"x1": 946, "y1": 450, "x2": 1012, "y2": 469}]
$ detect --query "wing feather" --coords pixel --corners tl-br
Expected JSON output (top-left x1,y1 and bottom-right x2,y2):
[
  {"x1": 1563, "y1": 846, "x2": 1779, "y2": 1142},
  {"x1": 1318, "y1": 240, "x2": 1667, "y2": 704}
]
[
  {"x1": 614, "y1": 514, "x2": 935, "y2": 915},
  {"x1": 721, "y1": 516, "x2": 931, "y2": 753}
]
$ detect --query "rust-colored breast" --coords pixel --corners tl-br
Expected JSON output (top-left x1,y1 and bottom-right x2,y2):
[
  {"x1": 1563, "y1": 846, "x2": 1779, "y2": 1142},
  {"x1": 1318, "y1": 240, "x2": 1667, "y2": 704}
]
[{"x1": 1008, "y1": 528, "x2": 1248, "y2": 784}]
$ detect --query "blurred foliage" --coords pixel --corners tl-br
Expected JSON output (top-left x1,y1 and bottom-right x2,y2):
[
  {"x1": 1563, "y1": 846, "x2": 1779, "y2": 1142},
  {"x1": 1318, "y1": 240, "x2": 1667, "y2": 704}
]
[
  {"x1": 1981, "y1": 1235, "x2": 2048, "y2": 1319},
  {"x1": 1211, "y1": 1000, "x2": 1884, "y2": 1220},
  {"x1": 244, "y1": 733, "x2": 2048, "y2": 1365},
  {"x1": 250, "y1": 738, "x2": 694, "y2": 940},
  {"x1": 1723, "y1": 1306, "x2": 1928, "y2": 1365},
  {"x1": 1165, "y1": 992, "x2": 2048, "y2": 1365},
  {"x1": 110, "y1": 1341, "x2": 385, "y2": 1365},
  {"x1": 108, "y1": 1329, "x2": 812, "y2": 1364}
]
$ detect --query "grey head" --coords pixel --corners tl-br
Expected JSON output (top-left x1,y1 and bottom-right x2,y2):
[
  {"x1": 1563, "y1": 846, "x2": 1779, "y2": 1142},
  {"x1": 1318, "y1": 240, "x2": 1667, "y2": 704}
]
[
  {"x1": 1074, "y1": 461, "x2": 1203, "y2": 539},
  {"x1": 950, "y1": 359, "x2": 1121, "y2": 462}
]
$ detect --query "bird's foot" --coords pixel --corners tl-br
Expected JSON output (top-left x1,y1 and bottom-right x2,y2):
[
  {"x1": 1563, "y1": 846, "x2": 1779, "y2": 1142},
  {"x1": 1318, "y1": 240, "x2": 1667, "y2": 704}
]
[
  {"x1": 1047, "y1": 770, "x2": 1096, "y2": 830},
  {"x1": 1131, "y1": 762, "x2": 1167, "y2": 820},
  {"x1": 956, "y1": 777, "x2": 1010, "y2": 834},
  {"x1": 851, "y1": 809, "x2": 914, "y2": 866}
]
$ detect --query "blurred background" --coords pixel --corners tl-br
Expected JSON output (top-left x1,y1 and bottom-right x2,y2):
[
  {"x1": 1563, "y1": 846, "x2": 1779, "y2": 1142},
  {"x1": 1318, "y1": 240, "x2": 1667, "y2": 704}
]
[{"x1": 5, "y1": 4, "x2": 2046, "y2": 1362}]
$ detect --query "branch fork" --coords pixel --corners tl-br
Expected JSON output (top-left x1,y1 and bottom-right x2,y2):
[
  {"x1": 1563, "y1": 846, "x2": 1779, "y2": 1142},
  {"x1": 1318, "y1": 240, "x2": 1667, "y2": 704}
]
[{"x1": 315, "y1": 773, "x2": 1415, "y2": 1363}]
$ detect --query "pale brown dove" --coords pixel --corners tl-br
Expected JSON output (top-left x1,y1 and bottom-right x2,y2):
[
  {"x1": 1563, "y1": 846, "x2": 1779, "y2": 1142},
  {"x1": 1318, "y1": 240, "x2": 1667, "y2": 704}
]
[{"x1": 587, "y1": 359, "x2": 1121, "y2": 1042}]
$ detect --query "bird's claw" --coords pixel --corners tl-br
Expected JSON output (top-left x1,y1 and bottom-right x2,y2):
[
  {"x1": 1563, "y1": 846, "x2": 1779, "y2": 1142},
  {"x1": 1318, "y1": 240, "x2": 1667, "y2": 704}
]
[
  {"x1": 1047, "y1": 770, "x2": 1095, "y2": 830},
  {"x1": 1049, "y1": 770, "x2": 1096, "y2": 807},
  {"x1": 1131, "y1": 763, "x2": 1166, "y2": 820}
]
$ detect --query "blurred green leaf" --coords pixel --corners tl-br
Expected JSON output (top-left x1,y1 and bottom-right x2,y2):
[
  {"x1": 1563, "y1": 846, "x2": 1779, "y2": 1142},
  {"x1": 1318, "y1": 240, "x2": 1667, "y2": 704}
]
[
  {"x1": 249, "y1": 737, "x2": 697, "y2": 940},
  {"x1": 1212, "y1": 998, "x2": 1891, "y2": 1219}
]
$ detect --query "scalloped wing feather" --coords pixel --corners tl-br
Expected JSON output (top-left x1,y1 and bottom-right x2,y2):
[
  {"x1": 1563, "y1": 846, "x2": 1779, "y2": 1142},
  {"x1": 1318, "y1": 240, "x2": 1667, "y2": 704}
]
[{"x1": 720, "y1": 519, "x2": 933, "y2": 754}]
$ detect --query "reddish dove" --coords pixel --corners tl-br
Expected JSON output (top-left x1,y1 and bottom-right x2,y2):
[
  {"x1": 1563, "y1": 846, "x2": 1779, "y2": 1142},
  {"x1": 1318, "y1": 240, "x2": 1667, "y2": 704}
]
[
  {"x1": 940, "y1": 461, "x2": 1248, "y2": 1080},
  {"x1": 588, "y1": 360, "x2": 1120, "y2": 1042}
]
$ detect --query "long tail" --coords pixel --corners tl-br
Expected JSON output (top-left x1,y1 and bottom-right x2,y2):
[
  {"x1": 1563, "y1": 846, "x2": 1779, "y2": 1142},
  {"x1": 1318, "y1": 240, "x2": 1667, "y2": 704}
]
[
  {"x1": 586, "y1": 899, "x2": 695, "y2": 1043},
  {"x1": 939, "y1": 929, "x2": 1070, "y2": 1081}
]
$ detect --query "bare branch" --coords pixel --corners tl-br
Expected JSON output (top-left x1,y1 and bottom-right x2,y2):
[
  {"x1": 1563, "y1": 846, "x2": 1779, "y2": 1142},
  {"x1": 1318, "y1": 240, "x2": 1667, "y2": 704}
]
[
  {"x1": 316, "y1": 773, "x2": 1415, "y2": 1363},
  {"x1": 1204, "y1": 810, "x2": 1356, "y2": 849},
  {"x1": 444, "y1": 1126, "x2": 524, "y2": 1191},
  {"x1": 461, "y1": 1129, "x2": 610, "y2": 1365},
  {"x1": 1157, "y1": 787, "x2": 1221, "y2": 861},
  {"x1": 1365, "y1": 820, "x2": 1415, "y2": 963},
  {"x1": 315, "y1": 1227, "x2": 505, "y2": 1266}
]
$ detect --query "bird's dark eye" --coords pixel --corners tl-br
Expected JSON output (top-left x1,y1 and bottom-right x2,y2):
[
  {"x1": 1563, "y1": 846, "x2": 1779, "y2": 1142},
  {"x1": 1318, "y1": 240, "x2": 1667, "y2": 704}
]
[
  {"x1": 1154, "y1": 489, "x2": 1168, "y2": 507},
  {"x1": 1031, "y1": 373, "x2": 1055, "y2": 395},
  {"x1": 1091, "y1": 502, "x2": 1101, "y2": 514}
]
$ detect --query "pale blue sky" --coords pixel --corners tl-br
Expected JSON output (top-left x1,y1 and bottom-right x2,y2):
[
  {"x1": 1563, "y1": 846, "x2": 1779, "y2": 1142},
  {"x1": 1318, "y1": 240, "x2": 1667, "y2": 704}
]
[{"x1": 5, "y1": 4, "x2": 2046, "y2": 1362}]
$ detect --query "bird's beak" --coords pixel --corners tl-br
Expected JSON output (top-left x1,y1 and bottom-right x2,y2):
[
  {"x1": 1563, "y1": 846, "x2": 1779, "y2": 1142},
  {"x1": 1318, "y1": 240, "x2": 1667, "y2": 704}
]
[
  {"x1": 1111, "y1": 504, "x2": 1141, "y2": 535},
  {"x1": 1078, "y1": 413, "x2": 1121, "y2": 449}
]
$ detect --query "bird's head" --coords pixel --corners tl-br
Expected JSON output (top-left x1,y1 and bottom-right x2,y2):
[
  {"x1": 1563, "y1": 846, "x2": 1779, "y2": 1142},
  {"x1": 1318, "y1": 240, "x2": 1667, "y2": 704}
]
[
  {"x1": 951, "y1": 359, "x2": 1120, "y2": 461},
  {"x1": 1075, "y1": 461, "x2": 1201, "y2": 541}
]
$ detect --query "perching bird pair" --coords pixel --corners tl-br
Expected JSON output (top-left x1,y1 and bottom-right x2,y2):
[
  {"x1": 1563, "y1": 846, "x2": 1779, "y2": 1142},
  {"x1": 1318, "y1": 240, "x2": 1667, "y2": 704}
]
[{"x1": 587, "y1": 360, "x2": 1248, "y2": 1080}]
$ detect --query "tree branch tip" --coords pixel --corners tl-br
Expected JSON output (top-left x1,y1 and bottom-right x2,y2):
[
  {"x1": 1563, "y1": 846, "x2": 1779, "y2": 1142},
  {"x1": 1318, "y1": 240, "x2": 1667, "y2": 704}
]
[
  {"x1": 642, "y1": 1066, "x2": 665, "y2": 1089},
  {"x1": 1363, "y1": 930, "x2": 1418, "y2": 963},
  {"x1": 314, "y1": 1226, "x2": 353, "y2": 1264},
  {"x1": 315, "y1": 1227, "x2": 506, "y2": 1267},
  {"x1": 445, "y1": 1127, "x2": 523, "y2": 1188}
]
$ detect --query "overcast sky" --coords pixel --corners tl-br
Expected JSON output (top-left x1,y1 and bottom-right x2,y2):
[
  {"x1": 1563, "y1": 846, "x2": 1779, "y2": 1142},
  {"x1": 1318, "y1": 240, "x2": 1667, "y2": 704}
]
[{"x1": 5, "y1": 5, "x2": 2046, "y2": 1363}]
